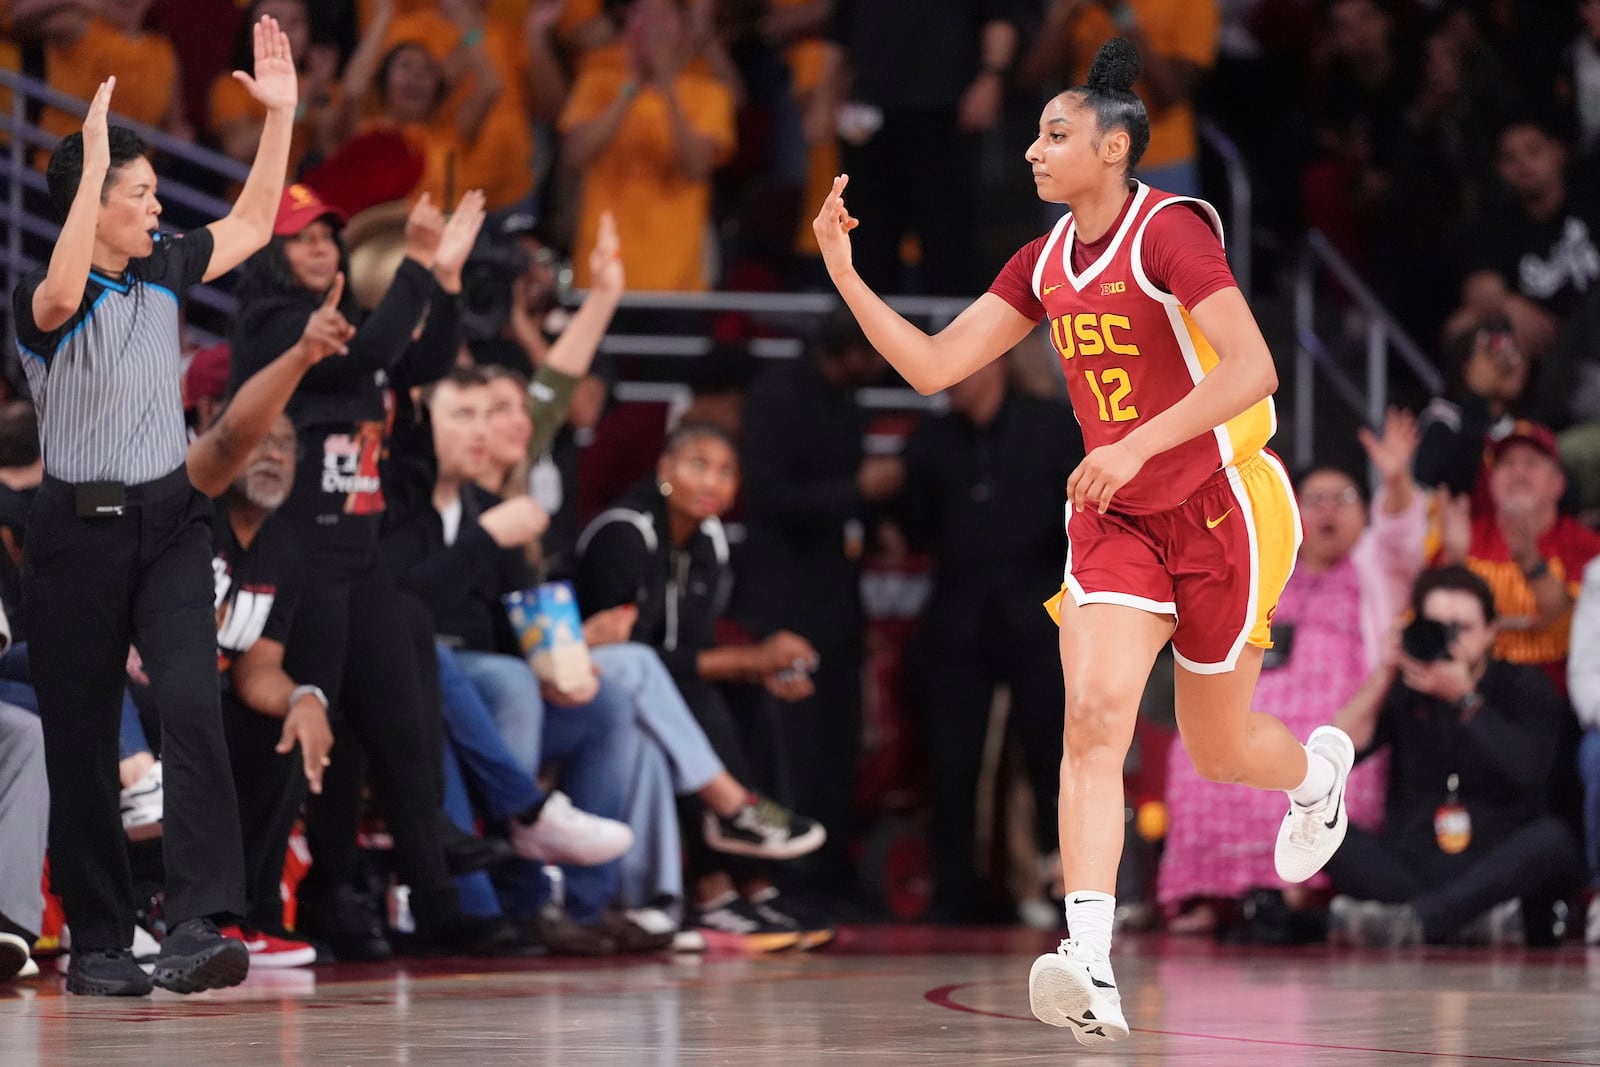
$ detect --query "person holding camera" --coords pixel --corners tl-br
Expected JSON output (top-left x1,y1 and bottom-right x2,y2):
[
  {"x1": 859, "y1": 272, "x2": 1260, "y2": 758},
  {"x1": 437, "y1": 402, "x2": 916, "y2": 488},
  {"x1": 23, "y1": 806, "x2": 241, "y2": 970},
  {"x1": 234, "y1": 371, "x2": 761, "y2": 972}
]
[{"x1": 1324, "y1": 565, "x2": 1583, "y2": 947}]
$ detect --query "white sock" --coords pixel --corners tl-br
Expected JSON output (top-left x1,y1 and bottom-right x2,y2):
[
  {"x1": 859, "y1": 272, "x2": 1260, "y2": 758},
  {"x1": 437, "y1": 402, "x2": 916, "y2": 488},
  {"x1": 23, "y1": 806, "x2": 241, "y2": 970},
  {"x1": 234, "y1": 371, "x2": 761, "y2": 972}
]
[
  {"x1": 1062, "y1": 890, "x2": 1115, "y2": 963},
  {"x1": 1287, "y1": 745, "x2": 1337, "y2": 807}
]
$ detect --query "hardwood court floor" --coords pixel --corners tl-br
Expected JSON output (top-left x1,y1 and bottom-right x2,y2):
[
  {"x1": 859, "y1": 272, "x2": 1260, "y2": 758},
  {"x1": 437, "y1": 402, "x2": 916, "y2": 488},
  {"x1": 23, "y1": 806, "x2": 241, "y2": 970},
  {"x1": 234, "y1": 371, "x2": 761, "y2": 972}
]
[{"x1": 4, "y1": 927, "x2": 1600, "y2": 1065}]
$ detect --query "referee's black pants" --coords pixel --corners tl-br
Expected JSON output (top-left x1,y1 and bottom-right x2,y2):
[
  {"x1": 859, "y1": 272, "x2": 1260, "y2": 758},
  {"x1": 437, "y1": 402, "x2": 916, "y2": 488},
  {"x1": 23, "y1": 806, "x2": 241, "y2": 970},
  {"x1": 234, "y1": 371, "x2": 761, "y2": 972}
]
[{"x1": 24, "y1": 469, "x2": 246, "y2": 952}]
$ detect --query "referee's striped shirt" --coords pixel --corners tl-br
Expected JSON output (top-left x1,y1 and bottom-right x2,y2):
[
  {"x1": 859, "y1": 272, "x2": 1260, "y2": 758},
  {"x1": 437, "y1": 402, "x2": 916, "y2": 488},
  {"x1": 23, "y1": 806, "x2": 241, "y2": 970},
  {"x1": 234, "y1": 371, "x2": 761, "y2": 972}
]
[{"x1": 11, "y1": 228, "x2": 213, "y2": 485}]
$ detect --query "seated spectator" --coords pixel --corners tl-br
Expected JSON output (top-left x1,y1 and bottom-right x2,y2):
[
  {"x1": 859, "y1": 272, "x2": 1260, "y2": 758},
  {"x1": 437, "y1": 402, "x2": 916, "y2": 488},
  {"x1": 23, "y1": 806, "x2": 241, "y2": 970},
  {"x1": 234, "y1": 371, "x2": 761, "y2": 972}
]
[
  {"x1": 208, "y1": 0, "x2": 341, "y2": 180},
  {"x1": 0, "y1": 599, "x2": 44, "y2": 984},
  {"x1": 578, "y1": 422, "x2": 829, "y2": 948},
  {"x1": 559, "y1": 0, "x2": 737, "y2": 291},
  {"x1": 1568, "y1": 553, "x2": 1600, "y2": 943},
  {"x1": 1445, "y1": 117, "x2": 1600, "y2": 360},
  {"x1": 1160, "y1": 412, "x2": 1426, "y2": 936},
  {"x1": 1326, "y1": 565, "x2": 1584, "y2": 947}
]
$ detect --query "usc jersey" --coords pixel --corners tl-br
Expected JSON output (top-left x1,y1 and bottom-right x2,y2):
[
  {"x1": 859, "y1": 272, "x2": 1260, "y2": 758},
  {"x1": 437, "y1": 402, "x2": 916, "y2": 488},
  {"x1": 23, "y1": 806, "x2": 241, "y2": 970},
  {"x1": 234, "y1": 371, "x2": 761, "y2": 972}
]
[{"x1": 990, "y1": 182, "x2": 1275, "y2": 515}]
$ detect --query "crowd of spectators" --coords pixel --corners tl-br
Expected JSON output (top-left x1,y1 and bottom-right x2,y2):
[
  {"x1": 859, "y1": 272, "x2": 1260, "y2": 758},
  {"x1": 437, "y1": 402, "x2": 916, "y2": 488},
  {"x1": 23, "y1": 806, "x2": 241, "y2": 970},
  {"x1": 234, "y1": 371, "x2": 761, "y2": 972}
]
[{"x1": 8, "y1": 0, "x2": 1600, "y2": 986}]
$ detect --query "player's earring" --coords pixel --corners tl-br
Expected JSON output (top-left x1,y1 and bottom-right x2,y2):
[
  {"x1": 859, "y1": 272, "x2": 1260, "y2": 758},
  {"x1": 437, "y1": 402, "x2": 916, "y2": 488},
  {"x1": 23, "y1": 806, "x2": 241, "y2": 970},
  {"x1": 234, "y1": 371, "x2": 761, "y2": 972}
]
[{"x1": 659, "y1": 481, "x2": 673, "y2": 497}]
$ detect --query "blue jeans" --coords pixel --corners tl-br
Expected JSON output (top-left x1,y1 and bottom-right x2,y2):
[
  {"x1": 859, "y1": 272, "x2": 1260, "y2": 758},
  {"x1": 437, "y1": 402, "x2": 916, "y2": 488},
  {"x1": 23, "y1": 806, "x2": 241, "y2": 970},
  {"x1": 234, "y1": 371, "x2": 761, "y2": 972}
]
[
  {"x1": 1579, "y1": 728, "x2": 1600, "y2": 886},
  {"x1": 435, "y1": 643, "x2": 542, "y2": 820},
  {"x1": 453, "y1": 649, "x2": 631, "y2": 923},
  {"x1": 0, "y1": 643, "x2": 148, "y2": 761},
  {"x1": 438, "y1": 733, "x2": 505, "y2": 918}
]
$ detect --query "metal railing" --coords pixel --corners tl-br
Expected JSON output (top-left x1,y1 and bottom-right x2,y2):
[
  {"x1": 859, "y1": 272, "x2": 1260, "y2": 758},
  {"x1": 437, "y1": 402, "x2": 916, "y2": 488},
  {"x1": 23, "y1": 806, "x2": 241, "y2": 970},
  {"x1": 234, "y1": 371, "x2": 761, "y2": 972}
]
[
  {"x1": 1292, "y1": 230, "x2": 1444, "y2": 470},
  {"x1": 1199, "y1": 119, "x2": 1251, "y2": 298}
]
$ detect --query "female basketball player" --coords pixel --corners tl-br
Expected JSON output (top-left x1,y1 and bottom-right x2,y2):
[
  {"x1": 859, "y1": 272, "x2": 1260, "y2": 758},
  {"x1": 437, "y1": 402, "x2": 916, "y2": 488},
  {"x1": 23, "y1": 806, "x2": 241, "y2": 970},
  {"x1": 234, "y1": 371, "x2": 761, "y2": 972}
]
[{"x1": 812, "y1": 38, "x2": 1354, "y2": 1047}]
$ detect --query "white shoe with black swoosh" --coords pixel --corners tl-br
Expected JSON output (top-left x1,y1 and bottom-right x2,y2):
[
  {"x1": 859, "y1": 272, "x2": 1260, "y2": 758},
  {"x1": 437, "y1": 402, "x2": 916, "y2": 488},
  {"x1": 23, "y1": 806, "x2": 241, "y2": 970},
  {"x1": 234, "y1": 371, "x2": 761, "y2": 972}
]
[
  {"x1": 1028, "y1": 938, "x2": 1128, "y2": 1046},
  {"x1": 1274, "y1": 725, "x2": 1356, "y2": 883}
]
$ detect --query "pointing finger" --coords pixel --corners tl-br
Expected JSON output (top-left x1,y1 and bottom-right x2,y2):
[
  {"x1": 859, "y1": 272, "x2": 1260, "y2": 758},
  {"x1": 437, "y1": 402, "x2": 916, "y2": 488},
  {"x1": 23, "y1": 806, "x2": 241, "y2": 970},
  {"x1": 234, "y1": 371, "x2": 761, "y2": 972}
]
[{"x1": 323, "y1": 271, "x2": 345, "y2": 310}]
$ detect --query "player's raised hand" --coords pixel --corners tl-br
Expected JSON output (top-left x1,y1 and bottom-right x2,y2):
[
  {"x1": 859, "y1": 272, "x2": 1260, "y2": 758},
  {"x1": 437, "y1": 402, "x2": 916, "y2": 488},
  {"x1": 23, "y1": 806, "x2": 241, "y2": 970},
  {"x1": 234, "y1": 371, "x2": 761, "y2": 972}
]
[
  {"x1": 82, "y1": 77, "x2": 115, "y2": 176},
  {"x1": 300, "y1": 272, "x2": 355, "y2": 362},
  {"x1": 588, "y1": 209, "x2": 624, "y2": 296},
  {"x1": 1067, "y1": 441, "x2": 1145, "y2": 515},
  {"x1": 1358, "y1": 407, "x2": 1419, "y2": 487},
  {"x1": 813, "y1": 174, "x2": 860, "y2": 279},
  {"x1": 233, "y1": 15, "x2": 298, "y2": 114}
]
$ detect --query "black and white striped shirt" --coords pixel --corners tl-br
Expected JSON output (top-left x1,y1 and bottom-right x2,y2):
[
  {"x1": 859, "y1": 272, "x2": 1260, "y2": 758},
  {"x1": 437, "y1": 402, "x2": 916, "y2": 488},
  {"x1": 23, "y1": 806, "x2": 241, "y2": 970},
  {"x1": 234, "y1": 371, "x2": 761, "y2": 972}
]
[{"x1": 11, "y1": 228, "x2": 213, "y2": 485}]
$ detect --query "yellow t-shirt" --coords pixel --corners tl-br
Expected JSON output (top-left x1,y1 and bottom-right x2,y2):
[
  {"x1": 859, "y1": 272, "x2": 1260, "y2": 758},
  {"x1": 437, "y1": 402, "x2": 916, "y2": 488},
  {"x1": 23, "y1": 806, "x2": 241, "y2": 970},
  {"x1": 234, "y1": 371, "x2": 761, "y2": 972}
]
[
  {"x1": 379, "y1": 13, "x2": 536, "y2": 210},
  {"x1": 207, "y1": 72, "x2": 338, "y2": 179},
  {"x1": 41, "y1": 19, "x2": 178, "y2": 145},
  {"x1": 559, "y1": 50, "x2": 736, "y2": 291},
  {"x1": 1065, "y1": 0, "x2": 1219, "y2": 170}
]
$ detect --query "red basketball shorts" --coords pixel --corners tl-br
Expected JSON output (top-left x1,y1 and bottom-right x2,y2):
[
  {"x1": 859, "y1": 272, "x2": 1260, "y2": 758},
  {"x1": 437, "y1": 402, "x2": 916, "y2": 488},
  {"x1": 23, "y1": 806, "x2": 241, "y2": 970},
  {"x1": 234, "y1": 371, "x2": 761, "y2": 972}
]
[{"x1": 1046, "y1": 450, "x2": 1302, "y2": 674}]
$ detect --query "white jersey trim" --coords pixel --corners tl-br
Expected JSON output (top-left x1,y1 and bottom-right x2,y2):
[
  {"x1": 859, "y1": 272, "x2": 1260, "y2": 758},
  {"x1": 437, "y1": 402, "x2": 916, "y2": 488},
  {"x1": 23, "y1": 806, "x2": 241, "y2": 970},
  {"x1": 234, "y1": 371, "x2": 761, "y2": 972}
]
[
  {"x1": 1060, "y1": 181, "x2": 1152, "y2": 293},
  {"x1": 1129, "y1": 195, "x2": 1226, "y2": 306},
  {"x1": 1031, "y1": 214, "x2": 1073, "y2": 304}
]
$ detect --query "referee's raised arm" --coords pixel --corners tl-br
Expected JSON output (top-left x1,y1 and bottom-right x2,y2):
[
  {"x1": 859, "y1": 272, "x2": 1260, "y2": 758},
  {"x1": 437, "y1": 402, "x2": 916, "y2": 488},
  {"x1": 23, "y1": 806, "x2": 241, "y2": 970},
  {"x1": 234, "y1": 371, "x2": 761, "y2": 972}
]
[
  {"x1": 31, "y1": 78, "x2": 115, "y2": 333},
  {"x1": 203, "y1": 15, "x2": 299, "y2": 282}
]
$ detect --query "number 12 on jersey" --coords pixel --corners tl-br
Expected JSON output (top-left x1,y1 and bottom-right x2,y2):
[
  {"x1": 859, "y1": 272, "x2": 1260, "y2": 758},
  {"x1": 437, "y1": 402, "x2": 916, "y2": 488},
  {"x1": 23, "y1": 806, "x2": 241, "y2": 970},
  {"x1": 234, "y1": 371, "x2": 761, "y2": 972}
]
[{"x1": 1084, "y1": 368, "x2": 1138, "y2": 422}]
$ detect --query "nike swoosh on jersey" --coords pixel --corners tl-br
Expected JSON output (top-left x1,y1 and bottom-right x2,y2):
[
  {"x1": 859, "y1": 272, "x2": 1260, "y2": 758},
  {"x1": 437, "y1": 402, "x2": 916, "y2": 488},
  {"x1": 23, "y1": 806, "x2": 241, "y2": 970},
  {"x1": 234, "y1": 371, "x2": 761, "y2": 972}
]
[
  {"x1": 1205, "y1": 509, "x2": 1235, "y2": 529},
  {"x1": 1043, "y1": 283, "x2": 1065, "y2": 296}
]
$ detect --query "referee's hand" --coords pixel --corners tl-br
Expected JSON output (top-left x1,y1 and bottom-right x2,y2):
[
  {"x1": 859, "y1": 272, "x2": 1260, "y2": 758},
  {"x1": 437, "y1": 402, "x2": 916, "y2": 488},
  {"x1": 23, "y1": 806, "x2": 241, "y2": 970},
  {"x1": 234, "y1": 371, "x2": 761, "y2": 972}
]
[{"x1": 300, "y1": 272, "x2": 355, "y2": 363}]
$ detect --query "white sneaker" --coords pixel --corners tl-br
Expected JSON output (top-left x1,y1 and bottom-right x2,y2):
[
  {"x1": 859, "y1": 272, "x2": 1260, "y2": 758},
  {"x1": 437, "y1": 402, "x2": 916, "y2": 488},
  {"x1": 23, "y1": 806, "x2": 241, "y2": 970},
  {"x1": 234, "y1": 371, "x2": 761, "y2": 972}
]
[
  {"x1": 1586, "y1": 897, "x2": 1600, "y2": 947},
  {"x1": 510, "y1": 791, "x2": 634, "y2": 866},
  {"x1": 1028, "y1": 939, "x2": 1129, "y2": 1046},
  {"x1": 120, "y1": 762, "x2": 164, "y2": 841},
  {"x1": 0, "y1": 932, "x2": 29, "y2": 982},
  {"x1": 1274, "y1": 725, "x2": 1355, "y2": 884}
]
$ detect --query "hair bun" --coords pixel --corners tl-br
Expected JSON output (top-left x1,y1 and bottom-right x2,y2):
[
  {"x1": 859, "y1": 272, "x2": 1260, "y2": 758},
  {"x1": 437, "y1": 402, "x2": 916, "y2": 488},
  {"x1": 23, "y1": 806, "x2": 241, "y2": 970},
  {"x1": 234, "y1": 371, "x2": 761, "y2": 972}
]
[{"x1": 1086, "y1": 37, "x2": 1141, "y2": 95}]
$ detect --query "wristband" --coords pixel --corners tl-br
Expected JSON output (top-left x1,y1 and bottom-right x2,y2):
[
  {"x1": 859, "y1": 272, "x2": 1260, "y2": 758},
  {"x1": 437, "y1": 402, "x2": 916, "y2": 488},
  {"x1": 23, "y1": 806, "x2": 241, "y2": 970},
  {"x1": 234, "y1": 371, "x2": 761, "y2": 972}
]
[
  {"x1": 460, "y1": 26, "x2": 485, "y2": 49},
  {"x1": 620, "y1": 80, "x2": 639, "y2": 101},
  {"x1": 290, "y1": 684, "x2": 329, "y2": 714},
  {"x1": 1110, "y1": 3, "x2": 1139, "y2": 33},
  {"x1": 1522, "y1": 558, "x2": 1550, "y2": 582}
]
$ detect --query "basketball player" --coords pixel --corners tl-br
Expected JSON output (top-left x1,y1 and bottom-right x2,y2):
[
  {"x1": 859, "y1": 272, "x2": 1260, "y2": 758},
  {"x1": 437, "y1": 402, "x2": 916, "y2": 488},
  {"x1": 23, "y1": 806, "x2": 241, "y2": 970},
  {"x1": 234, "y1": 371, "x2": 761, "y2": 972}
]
[{"x1": 811, "y1": 38, "x2": 1354, "y2": 1046}]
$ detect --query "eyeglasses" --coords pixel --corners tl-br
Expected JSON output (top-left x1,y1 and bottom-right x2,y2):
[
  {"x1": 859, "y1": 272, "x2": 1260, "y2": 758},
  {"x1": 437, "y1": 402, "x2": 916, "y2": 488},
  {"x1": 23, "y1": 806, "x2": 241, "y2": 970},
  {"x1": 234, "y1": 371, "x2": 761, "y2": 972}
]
[{"x1": 1299, "y1": 487, "x2": 1361, "y2": 509}]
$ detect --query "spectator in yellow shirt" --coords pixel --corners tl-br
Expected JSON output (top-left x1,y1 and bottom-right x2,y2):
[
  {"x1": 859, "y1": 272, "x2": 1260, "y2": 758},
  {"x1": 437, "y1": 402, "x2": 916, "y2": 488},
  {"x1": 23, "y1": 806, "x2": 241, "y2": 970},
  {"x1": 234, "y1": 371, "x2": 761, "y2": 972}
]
[{"x1": 559, "y1": 0, "x2": 736, "y2": 292}]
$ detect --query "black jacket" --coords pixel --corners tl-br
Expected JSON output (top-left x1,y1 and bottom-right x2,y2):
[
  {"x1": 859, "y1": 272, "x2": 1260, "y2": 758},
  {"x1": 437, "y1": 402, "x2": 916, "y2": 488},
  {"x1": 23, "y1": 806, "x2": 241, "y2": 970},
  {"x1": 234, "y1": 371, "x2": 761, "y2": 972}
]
[
  {"x1": 230, "y1": 258, "x2": 460, "y2": 562},
  {"x1": 736, "y1": 356, "x2": 866, "y2": 641},
  {"x1": 1361, "y1": 659, "x2": 1566, "y2": 858},
  {"x1": 575, "y1": 480, "x2": 731, "y2": 684},
  {"x1": 379, "y1": 469, "x2": 537, "y2": 656}
]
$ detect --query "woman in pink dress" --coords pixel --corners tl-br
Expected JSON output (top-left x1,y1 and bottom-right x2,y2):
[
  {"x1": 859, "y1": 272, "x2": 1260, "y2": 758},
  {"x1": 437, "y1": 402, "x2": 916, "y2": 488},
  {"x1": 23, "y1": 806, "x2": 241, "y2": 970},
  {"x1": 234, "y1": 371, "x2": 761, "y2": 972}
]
[{"x1": 1157, "y1": 411, "x2": 1427, "y2": 934}]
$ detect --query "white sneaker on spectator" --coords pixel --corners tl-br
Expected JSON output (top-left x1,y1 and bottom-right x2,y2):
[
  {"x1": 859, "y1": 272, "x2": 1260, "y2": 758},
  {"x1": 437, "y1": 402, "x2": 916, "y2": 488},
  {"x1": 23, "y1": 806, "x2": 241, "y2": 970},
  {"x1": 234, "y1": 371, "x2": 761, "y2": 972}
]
[
  {"x1": 0, "y1": 932, "x2": 29, "y2": 981},
  {"x1": 1274, "y1": 726, "x2": 1355, "y2": 883},
  {"x1": 17, "y1": 957, "x2": 38, "y2": 979},
  {"x1": 1028, "y1": 938, "x2": 1129, "y2": 1046},
  {"x1": 120, "y1": 762, "x2": 163, "y2": 841},
  {"x1": 1587, "y1": 897, "x2": 1600, "y2": 947},
  {"x1": 510, "y1": 791, "x2": 633, "y2": 866}
]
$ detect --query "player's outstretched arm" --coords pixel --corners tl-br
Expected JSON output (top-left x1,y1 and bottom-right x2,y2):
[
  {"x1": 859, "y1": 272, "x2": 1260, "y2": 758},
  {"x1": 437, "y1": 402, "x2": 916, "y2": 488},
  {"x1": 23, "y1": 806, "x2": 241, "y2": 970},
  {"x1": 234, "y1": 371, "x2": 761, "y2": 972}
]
[
  {"x1": 204, "y1": 15, "x2": 298, "y2": 282},
  {"x1": 813, "y1": 175, "x2": 1034, "y2": 395},
  {"x1": 33, "y1": 78, "x2": 115, "y2": 332}
]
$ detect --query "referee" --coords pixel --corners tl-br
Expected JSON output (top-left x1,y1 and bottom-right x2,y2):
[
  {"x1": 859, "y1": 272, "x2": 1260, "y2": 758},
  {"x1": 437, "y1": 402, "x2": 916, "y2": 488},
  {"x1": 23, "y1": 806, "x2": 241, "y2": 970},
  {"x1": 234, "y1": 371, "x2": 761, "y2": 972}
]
[{"x1": 9, "y1": 19, "x2": 300, "y2": 997}]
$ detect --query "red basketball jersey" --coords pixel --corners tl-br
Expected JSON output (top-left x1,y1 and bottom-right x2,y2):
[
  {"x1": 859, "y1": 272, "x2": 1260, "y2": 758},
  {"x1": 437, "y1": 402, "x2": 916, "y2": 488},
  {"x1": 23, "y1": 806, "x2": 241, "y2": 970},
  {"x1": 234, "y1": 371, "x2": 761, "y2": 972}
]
[{"x1": 1030, "y1": 184, "x2": 1275, "y2": 514}]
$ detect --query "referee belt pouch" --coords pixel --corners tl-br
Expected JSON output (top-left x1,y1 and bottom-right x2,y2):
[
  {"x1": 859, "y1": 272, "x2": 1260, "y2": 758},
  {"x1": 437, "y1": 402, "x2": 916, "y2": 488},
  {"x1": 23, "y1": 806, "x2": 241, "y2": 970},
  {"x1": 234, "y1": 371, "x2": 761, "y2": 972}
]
[{"x1": 74, "y1": 481, "x2": 127, "y2": 518}]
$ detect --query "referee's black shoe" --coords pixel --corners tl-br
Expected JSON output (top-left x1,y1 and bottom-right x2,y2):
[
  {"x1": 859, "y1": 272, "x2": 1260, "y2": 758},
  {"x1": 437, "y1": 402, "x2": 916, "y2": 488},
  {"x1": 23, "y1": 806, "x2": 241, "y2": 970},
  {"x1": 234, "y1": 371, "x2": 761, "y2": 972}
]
[
  {"x1": 65, "y1": 948, "x2": 154, "y2": 997},
  {"x1": 151, "y1": 918, "x2": 250, "y2": 994}
]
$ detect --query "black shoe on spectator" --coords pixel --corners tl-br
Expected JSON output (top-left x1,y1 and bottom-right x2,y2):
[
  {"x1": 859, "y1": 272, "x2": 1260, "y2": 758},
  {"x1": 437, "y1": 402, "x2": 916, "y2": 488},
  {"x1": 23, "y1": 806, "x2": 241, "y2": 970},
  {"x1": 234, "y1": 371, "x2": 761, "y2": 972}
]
[
  {"x1": 596, "y1": 907, "x2": 676, "y2": 954},
  {"x1": 694, "y1": 892, "x2": 802, "y2": 953},
  {"x1": 0, "y1": 932, "x2": 28, "y2": 981},
  {"x1": 296, "y1": 887, "x2": 393, "y2": 962},
  {"x1": 151, "y1": 918, "x2": 250, "y2": 994},
  {"x1": 437, "y1": 815, "x2": 518, "y2": 876},
  {"x1": 531, "y1": 904, "x2": 616, "y2": 956},
  {"x1": 746, "y1": 887, "x2": 836, "y2": 950},
  {"x1": 66, "y1": 948, "x2": 153, "y2": 997},
  {"x1": 414, "y1": 911, "x2": 534, "y2": 957},
  {"x1": 704, "y1": 797, "x2": 826, "y2": 861}
]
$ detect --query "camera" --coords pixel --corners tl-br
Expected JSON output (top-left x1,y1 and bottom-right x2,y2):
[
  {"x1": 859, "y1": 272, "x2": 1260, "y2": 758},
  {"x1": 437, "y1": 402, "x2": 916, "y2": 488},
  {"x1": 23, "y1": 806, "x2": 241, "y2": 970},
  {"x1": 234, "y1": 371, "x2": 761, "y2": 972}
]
[
  {"x1": 1401, "y1": 617, "x2": 1459, "y2": 662},
  {"x1": 460, "y1": 236, "x2": 530, "y2": 344}
]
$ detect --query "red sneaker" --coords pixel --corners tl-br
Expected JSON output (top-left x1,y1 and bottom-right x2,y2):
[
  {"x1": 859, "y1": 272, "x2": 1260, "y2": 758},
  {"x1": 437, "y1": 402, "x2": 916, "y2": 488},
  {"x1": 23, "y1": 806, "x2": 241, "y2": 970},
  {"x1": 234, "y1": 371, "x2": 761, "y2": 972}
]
[{"x1": 218, "y1": 925, "x2": 317, "y2": 969}]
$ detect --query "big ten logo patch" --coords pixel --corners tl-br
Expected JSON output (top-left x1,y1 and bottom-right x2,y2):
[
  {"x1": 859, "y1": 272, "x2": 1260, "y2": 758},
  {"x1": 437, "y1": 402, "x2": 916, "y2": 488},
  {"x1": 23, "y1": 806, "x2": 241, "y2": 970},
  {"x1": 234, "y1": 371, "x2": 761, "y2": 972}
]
[
  {"x1": 1047, "y1": 312, "x2": 1139, "y2": 362},
  {"x1": 1100, "y1": 281, "x2": 1126, "y2": 295}
]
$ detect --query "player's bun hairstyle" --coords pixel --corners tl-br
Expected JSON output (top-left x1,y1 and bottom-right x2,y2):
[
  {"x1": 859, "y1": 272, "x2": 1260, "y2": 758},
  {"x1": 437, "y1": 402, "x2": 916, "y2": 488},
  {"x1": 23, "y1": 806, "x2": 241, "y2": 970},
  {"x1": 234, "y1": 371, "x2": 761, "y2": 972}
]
[{"x1": 1072, "y1": 37, "x2": 1151, "y2": 172}]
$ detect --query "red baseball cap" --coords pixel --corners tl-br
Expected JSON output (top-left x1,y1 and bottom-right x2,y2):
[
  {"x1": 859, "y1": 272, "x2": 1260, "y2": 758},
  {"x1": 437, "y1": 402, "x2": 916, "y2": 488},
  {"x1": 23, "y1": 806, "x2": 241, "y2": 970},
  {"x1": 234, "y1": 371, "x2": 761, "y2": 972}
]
[
  {"x1": 1490, "y1": 420, "x2": 1561, "y2": 464},
  {"x1": 273, "y1": 183, "x2": 346, "y2": 238},
  {"x1": 183, "y1": 343, "x2": 232, "y2": 409}
]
